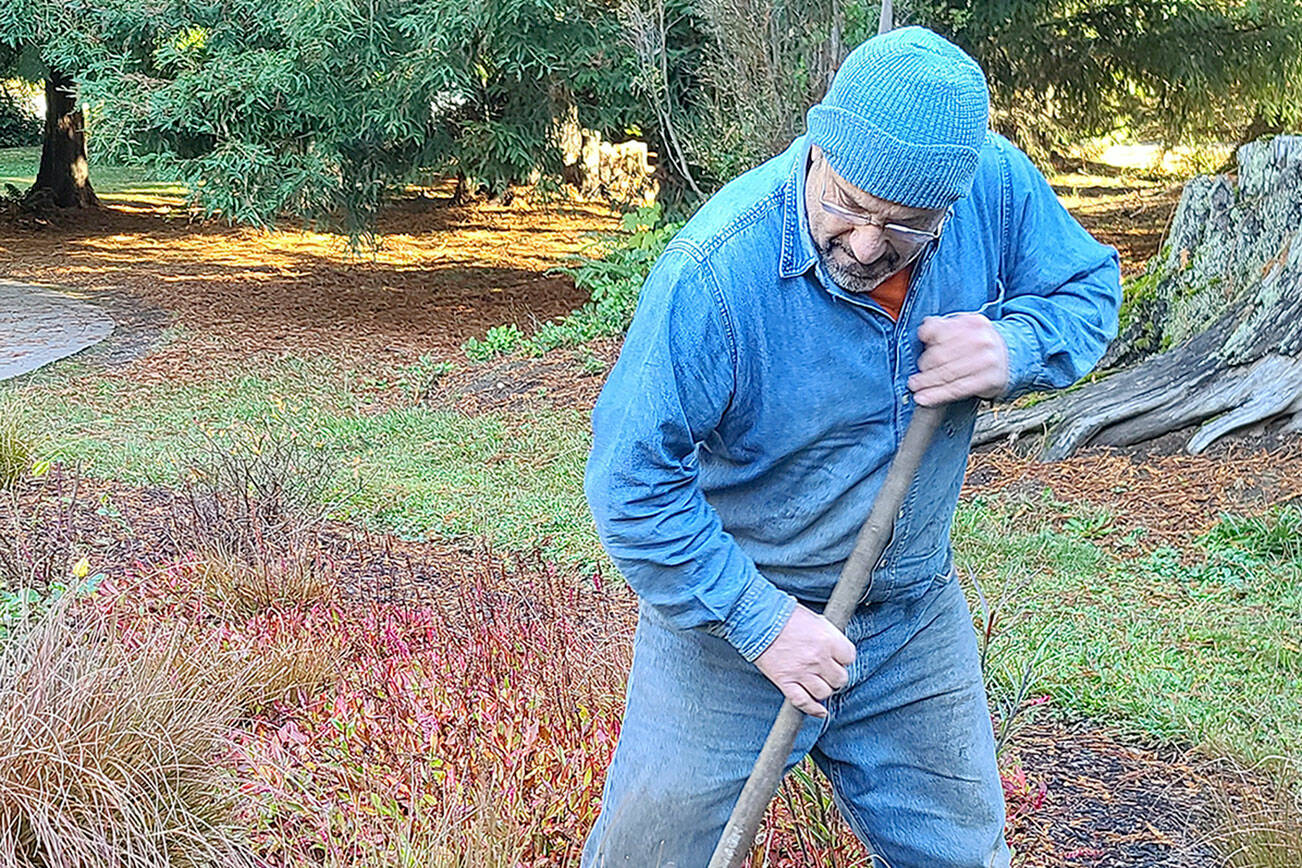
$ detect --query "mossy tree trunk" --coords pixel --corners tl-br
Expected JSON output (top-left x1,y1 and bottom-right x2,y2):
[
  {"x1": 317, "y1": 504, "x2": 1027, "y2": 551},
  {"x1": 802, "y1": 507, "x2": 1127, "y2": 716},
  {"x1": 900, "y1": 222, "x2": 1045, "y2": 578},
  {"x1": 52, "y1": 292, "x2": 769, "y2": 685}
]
[
  {"x1": 26, "y1": 69, "x2": 98, "y2": 209},
  {"x1": 976, "y1": 135, "x2": 1302, "y2": 458}
]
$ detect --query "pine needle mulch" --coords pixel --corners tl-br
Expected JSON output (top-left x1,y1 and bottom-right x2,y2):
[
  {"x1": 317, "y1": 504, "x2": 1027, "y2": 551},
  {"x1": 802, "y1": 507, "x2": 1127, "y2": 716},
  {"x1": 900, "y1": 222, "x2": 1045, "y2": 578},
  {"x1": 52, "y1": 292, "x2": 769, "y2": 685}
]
[
  {"x1": 965, "y1": 437, "x2": 1302, "y2": 551},
  {"x1": 1006, "y1": 720, "x2": 1261, "y2": 868},
  {"x1": 0, "y1": 196, "x2": 618, "y2": 389}
]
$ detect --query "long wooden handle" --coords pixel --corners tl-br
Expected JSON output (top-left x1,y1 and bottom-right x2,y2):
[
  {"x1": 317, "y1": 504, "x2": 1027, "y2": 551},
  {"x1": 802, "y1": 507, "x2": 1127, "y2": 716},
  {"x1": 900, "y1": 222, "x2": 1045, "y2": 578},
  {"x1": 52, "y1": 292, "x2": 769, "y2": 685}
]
[{"x1": 707, "y1": 402, "x2": 946, "y2": 868}]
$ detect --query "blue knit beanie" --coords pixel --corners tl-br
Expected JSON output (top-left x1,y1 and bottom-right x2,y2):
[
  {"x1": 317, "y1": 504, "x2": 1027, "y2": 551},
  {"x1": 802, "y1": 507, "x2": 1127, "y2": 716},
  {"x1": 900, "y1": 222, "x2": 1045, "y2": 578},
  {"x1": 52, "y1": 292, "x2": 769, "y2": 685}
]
[{"x1": 806, "y1": 26, "x2": 989, "y2": 210}]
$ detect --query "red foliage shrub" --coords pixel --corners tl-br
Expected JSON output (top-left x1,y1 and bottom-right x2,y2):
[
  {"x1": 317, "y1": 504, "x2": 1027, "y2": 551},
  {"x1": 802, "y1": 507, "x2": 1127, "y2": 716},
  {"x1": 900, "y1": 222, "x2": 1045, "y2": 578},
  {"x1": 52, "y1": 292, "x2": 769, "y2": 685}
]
[{"x1": 85, "y1": 548, "x2": 1044, "y2": 866}]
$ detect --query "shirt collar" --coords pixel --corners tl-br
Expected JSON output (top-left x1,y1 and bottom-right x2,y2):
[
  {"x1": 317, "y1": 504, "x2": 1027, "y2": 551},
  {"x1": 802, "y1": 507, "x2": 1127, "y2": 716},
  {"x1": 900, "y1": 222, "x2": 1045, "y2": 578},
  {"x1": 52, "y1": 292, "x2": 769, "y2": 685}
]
[{"x1": 779, "y1": 136, "x2": 819, "y2": 280}]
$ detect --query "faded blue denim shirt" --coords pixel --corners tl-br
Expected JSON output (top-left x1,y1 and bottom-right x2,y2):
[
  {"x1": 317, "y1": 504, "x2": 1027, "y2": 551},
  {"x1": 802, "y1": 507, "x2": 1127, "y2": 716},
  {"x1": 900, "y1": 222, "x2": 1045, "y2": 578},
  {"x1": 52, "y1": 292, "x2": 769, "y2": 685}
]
[{"x1": 585, "y1": 132, "x2": 1120, "y2": 661}]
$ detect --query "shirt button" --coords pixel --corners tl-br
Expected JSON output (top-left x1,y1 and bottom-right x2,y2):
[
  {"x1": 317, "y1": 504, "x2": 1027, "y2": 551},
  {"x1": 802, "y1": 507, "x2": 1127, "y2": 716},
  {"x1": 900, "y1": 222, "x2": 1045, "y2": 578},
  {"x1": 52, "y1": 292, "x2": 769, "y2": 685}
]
[{"x1": 900, "y1": 393, "x2": 910, "y2": 404}]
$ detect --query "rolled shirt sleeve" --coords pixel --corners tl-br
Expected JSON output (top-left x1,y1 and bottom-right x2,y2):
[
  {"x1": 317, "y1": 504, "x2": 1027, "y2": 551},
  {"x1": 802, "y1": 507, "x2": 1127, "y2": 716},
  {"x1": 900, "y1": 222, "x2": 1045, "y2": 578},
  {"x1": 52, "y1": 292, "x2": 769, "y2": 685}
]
[
  {"x1": 584, "y1": 244, "x2": 796, "y2": 661},
  {"x1": 992, "y1": 141, "x2": 1123, "y2": 398}
]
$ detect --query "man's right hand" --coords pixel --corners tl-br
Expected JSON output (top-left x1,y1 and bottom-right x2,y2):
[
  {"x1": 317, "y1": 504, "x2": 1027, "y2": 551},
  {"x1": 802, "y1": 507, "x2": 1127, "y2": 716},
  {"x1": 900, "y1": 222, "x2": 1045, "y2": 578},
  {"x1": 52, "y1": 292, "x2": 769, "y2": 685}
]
[{"x1": 754, "y1": 604, "x2": 856, "y2": 718}]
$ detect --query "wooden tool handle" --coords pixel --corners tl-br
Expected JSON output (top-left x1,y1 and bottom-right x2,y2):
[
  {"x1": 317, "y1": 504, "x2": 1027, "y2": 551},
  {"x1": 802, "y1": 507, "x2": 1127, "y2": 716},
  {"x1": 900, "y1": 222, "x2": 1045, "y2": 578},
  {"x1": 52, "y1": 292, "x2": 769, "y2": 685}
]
[{"x1": 707, "y1": 402, "x2": 946, "y2": 868}]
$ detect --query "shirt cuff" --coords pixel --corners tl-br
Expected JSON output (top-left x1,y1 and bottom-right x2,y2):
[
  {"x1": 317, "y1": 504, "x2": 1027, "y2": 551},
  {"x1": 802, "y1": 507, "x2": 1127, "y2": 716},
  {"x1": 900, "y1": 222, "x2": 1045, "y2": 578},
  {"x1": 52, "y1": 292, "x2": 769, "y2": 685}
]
[
  {"x1": 990, "y1": 315, "x2": 1042, "y2": 399},
  {"x1": 722, "y1": 570, "x2": 798, "y2": 661}
]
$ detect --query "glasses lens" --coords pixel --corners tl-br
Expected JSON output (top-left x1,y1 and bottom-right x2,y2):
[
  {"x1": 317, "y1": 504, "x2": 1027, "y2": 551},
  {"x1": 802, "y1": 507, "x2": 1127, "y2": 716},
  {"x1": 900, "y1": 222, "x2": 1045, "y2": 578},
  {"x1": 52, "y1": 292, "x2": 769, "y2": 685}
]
[{"x1": 883, "y1": 224, "x2": 937, "y2": 246}]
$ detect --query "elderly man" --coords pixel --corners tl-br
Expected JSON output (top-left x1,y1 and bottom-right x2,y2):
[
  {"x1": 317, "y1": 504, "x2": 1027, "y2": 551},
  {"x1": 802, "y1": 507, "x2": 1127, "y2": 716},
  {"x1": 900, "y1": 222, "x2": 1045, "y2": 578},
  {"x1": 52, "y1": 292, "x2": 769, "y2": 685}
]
[{"x1": 582, "y1": 26, "x2": 1120, "y2": 868}]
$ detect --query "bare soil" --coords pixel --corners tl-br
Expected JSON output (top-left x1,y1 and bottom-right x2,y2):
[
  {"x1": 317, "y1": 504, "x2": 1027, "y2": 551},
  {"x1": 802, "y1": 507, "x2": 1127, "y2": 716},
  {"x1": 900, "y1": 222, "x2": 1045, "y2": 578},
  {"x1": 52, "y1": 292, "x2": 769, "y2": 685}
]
[{"x1": 0, "y1": 195, "x2": 617, "y2": 389}]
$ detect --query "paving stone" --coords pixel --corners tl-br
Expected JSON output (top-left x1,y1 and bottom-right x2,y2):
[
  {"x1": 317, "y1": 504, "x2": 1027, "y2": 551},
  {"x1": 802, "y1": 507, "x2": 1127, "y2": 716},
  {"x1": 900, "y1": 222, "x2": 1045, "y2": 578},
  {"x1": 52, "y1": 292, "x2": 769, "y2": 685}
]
[{"x1": 0, "y1": 281, "x2": 116, "y2": 381}]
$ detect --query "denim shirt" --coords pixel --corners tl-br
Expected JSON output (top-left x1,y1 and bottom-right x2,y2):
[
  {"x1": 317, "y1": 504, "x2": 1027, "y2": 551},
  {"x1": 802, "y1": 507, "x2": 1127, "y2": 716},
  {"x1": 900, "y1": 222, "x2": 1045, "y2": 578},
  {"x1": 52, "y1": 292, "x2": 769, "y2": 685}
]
[{"x1": 585, "y1": 132, "x2": 1120, "y2": 661}]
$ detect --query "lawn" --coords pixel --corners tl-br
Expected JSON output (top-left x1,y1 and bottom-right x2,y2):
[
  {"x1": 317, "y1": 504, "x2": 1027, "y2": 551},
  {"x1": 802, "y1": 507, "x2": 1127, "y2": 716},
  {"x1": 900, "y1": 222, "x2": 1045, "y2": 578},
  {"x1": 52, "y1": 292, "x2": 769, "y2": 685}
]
[
  {"x1": 2, "y1": 153, "x2": 1298, "y2": 866},
  {"x1": 1, "y1": 145, "x2": 186, "y2": 207}
]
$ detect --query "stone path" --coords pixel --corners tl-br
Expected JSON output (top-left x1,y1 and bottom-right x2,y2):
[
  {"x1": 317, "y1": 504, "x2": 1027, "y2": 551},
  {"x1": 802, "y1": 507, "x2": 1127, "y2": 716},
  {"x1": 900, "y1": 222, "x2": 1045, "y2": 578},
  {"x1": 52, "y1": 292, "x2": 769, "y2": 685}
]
[{"x1": 0, "y1": 282, "x2": 116, "y2": 381}]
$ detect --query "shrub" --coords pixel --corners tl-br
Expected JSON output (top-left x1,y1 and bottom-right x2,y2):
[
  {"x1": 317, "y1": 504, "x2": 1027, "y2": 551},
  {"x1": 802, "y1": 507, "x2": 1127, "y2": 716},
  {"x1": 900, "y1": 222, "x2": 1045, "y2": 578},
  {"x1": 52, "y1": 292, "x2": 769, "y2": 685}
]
[
  {"x1": 0, "y1": 603, "x2": 256, "y2": 867},
  {"x1": 463, "y1": 324, "x2": 525, "y2": 362},
  {"x1": 0, "y1": 86, "x2": 40, "y2": 149},
  {"x1": 228, "y1": 555, "x2": 632, "y2": 865},
  {"x1": 170, "y1": 418, "x2": 342, "y2": 561}
]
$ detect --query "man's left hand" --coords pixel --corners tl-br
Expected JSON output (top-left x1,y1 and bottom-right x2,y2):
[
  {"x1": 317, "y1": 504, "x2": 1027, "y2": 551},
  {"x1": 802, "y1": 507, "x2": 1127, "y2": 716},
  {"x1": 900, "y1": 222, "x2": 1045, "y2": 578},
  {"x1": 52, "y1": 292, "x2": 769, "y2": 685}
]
[{"x1": 908, "y1": 314, "x2": 1009, "y2": 406}]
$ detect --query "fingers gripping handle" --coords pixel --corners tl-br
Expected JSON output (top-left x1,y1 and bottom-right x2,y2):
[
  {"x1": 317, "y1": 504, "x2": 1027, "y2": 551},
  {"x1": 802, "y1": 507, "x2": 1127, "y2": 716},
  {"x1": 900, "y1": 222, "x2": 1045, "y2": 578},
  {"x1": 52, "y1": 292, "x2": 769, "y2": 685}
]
[{"x1": 707, "y1": 403, "x2": 947, "y2": 868}]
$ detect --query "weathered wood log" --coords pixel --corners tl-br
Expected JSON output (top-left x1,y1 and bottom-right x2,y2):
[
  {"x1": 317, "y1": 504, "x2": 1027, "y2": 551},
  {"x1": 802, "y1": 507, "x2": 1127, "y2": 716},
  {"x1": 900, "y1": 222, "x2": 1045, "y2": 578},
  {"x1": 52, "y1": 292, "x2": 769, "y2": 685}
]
[{"x1": 977, "y1": 135, "x2": 1302, "y2": 458}]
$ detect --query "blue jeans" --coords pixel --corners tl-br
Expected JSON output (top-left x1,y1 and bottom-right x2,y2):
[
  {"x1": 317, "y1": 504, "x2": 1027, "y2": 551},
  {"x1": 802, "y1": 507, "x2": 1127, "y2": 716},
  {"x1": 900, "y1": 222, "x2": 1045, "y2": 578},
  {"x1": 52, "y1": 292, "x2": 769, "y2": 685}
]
[{"x1": 582, "y1": 571, "x2": 1011, "y2": 868}]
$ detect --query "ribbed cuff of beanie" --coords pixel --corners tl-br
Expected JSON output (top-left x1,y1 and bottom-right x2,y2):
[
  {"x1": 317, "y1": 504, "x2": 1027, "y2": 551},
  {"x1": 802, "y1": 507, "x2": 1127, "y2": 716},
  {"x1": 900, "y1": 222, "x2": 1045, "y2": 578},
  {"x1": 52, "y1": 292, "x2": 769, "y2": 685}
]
[{"x1": 807, "y1": 105, "x2": 985, "y2": 210}]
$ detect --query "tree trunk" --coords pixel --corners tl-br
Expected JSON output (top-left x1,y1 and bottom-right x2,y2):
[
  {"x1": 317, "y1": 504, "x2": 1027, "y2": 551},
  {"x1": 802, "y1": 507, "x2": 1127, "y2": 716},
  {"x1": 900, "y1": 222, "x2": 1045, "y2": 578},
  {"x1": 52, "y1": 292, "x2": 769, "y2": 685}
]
[
  {"x1": 976, "y1": 135, "x2": 1302, "y2": 459},
  {"x1": 26, "y1": 69, "x2": 98, "y2": 209}
]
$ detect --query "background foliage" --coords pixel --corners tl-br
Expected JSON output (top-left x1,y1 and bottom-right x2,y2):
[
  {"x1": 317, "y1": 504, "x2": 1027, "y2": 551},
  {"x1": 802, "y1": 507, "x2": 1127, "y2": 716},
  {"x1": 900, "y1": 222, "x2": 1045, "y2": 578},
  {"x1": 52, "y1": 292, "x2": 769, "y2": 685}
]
[{"x1": 2, "y1": 0, "x2": 1301, "y2": 225}]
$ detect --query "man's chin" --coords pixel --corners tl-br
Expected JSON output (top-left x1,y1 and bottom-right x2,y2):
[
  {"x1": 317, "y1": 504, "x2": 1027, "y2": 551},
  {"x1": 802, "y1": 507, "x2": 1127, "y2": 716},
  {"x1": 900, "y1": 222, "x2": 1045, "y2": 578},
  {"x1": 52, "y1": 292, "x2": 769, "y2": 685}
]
[{"x1": 825, "y1": 261, "x2": 892, "y2": 294}]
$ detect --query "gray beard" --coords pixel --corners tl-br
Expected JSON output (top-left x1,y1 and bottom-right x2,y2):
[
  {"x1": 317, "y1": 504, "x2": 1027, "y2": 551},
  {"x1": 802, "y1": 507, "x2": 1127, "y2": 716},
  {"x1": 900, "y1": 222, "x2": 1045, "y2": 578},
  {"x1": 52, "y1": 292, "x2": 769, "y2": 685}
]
[{"x1": 817, "y1": 239, "x2": 903, "y2": 294}]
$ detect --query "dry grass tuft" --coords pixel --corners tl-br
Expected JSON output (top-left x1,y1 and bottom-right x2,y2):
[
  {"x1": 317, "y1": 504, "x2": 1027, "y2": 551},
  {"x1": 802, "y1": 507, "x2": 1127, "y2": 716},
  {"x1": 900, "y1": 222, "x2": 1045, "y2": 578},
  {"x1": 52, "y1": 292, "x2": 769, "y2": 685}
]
[
  {"x1": 0, "y1": 414, "x2": 32, "y2": 488},
  {"x1": 1210, "y1": 768, "x2": 1302, "y2": 868},
  {"x1": 191, "y1": 545, "x2": 340, "y2": 617},
  {"x1": 232, "y1": 611, "x2": 344, "y2": 712},
  {"x1": 0, "y1": 603, "x2": 257, "y2": 867}
]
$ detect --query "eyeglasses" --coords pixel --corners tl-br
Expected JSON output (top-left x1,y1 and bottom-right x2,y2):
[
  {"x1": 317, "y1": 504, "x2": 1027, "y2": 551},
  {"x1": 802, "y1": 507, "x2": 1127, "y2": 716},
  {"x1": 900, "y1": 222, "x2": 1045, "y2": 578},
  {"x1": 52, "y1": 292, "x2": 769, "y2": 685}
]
[{"x1": 820, "y1": 172, "x2": 947, "y2": 247}]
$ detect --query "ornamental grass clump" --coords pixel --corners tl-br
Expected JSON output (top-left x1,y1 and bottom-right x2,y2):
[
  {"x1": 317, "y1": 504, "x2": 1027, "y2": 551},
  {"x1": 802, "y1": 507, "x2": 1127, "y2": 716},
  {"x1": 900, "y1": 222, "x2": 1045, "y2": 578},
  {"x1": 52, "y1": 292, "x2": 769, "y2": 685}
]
[
  {"x1": 190, "y1": 544, "x2": 341, "y2": 618},
  {"x1": 0, "y1": 414, "x2": 32, "y2": 488},
  {"x1": 0, "y1": 603, "x2": 257, "y2": 868}
]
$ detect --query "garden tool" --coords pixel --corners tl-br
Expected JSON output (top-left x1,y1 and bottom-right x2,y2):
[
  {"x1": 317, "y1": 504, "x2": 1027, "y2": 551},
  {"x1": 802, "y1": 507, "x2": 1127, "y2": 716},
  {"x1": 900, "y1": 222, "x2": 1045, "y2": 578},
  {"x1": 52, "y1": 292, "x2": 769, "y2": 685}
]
[{"x1": 707, "y1": 402, "x2": 946, "y2": 868}]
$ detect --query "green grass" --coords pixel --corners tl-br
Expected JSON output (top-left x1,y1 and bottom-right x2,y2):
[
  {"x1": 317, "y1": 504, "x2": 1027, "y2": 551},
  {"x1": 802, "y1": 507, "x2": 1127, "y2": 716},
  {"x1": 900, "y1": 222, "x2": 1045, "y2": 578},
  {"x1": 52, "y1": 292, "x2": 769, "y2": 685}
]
[
  {"x1": 2, "y1": 356, "x2": 600, "y2": 567},
  {"x1": 0, "y1": 146, "x2": 185, "y2": 204},
  {"x1": 6, "y1": 347, "x2": 1300, "y2": 768},
  {"x1": 957, "y1": 490, "x2": 1302, "y2": 768}
]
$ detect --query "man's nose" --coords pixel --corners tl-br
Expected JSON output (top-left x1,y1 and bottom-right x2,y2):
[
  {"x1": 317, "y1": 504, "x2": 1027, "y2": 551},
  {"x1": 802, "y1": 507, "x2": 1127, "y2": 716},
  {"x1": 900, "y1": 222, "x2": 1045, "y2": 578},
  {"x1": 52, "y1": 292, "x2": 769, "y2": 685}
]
[{"x1": 845, "y1": 224, "x2": 888, "y2": 264}]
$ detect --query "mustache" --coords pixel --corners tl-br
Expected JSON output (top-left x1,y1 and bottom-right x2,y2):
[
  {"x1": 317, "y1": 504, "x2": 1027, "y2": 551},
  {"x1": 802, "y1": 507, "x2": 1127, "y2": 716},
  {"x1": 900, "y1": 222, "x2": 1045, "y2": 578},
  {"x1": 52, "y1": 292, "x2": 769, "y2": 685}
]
[{"x1": 822, "y1": 239, "x2": 899, "y2": 275}]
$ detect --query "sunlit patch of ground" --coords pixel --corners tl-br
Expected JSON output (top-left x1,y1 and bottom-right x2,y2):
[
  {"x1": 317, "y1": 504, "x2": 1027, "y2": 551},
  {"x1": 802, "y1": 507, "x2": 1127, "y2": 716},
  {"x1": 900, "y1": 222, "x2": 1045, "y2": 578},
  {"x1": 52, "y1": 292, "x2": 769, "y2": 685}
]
[
  {"x1": 1, "y1": 187, "x2": 618, "y2": 393},
  {"x1": 1047, "y1": 170, "x2": 1184, "y2": 277}
]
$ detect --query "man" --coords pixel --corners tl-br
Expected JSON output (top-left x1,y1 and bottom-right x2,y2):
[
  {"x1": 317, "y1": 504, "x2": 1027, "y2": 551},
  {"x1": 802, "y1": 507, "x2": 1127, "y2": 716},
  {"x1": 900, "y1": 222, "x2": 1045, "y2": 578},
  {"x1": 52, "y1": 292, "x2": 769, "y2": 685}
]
[{"x1": 582, "y1": 26, "x2": 1120, "y2": 868}]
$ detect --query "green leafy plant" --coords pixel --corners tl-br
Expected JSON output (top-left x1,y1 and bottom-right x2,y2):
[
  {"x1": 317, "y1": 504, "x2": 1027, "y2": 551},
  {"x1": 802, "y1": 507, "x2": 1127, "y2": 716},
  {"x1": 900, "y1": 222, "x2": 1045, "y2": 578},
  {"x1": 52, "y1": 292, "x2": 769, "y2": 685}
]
[
  {"x1": 462, "y1": 203, "x2": 682, "y2": 361},
  {"x1": 1202, "y1": 505, "x2": 1302, "y2": 564},
  {"x1": 395, "y1": 355, "x2": 457, "y2": 405},
  {"x1": 576, "y1": 347, "x2": 608, "y2": 376},
  {"x1": 463, "y1": 324, "x2": 524, "y2": 362},
  {"x1": 0, "y1": 85, "x2": 40, "y2": 148},
  {"x1": 1063, "y1": 505, "x2": 1116, "y2": 541}
]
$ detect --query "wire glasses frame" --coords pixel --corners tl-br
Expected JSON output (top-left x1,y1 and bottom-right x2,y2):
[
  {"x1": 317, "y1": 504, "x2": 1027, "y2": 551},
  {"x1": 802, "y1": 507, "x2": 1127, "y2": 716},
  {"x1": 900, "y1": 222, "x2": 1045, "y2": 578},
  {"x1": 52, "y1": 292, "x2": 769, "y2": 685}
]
[{"x1": 820, "y1": 172, "x2": 948, "y2": 248}]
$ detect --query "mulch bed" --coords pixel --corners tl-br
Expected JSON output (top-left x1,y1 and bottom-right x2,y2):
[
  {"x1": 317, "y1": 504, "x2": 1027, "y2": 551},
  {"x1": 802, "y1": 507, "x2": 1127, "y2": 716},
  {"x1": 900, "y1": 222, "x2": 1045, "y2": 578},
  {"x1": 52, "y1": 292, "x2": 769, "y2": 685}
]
[
  {"x1": 0, "y1": 196, "x2": 617, "y2": 390},
  {"x1": 0, "y1": 472, "x2": 461, "y2": 605},
  {"x1": 1007, "y1": 719, "x2": 1259, "y2": 868},
  {"x1": 966, "y1": 433, "x2": 1302, "y2": 551}
]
